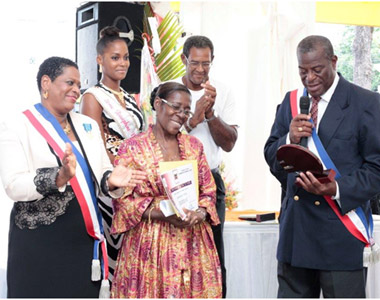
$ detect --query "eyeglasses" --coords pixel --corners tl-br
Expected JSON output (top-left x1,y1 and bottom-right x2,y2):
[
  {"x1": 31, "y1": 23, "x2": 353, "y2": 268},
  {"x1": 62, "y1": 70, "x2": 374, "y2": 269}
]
[
  {"x1": 185, "y1": 57, "x2": 212, "y2": 69},
  {"x1": 160, "y1": 98, "x2": 193, "y2": 118}
]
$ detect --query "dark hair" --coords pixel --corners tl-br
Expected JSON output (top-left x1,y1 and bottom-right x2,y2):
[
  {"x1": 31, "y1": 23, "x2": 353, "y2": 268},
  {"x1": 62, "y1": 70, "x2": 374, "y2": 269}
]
[
  {"x1": 36, "y1": 56, "x2": 78, "y2": 92},
  {"x1": 297, "y1": 35, "x2": 335, "y2": 60},
  {"x1": 96, "y1": 26, "x2": 127, "y2": 55},
  {"x1": 183, "y1": 35, "x2": 214, "y2": 58},
  {"x1": 150, "y1": 82, "x2": 191, "y2": 110}
]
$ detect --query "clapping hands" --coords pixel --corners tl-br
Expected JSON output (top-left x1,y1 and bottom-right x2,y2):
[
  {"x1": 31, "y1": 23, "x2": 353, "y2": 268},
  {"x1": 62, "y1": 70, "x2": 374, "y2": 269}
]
[{"x1": 56, "y1": 143, "x2": 76, "y2": 187}]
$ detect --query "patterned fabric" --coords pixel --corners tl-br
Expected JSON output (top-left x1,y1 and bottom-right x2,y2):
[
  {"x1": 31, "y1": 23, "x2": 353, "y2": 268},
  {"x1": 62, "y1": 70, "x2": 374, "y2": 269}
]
[
  {"x1": 34, "y1": 167, "x2": 61, "y2": 195},
  {"x1": 15, "y1": 183, "x2": 75, "y2": 230},
  {"x1": 110, "y1": 125, "x2": 222, "y2": 298},
  {"x1": 310, "y1": 96, "x2": 321, "y2": 128},
  {"x1": 15, "y1": 167, "x2": 75, "y2": 230}
]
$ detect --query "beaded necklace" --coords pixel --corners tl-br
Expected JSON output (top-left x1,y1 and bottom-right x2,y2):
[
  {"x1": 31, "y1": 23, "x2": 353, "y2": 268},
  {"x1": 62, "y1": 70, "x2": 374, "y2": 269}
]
[{"x1": 100, "y1": 82, "x2": 125, "y2": 106}]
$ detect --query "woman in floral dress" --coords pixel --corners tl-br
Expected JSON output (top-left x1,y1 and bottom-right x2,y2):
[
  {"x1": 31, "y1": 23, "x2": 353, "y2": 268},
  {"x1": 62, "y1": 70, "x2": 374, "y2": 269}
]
[{"x1": 111, "y1": 82, "x2": 222, "y2": 298}]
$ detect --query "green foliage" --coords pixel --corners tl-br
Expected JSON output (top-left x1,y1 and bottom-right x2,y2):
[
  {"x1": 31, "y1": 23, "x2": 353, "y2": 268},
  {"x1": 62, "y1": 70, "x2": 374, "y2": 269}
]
[
  {"x1": 155, "y1": 11, "x2": 186, "y2": 82},
  {"x1": 142, "y1": 5, "x2": 185, "y2": 82},
  {"x1": 335, "y1": 26, "x2": 380, "y2": 91}
]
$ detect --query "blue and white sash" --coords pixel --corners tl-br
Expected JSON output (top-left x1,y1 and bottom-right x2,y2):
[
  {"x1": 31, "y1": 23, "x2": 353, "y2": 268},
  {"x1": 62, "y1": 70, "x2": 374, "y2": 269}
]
[
  {"x1": 290, "y1": 89, "x2": 380, "y2": 266},
  {"x1": 23, "y1": 104, "x2": 110, "y2": 297}
]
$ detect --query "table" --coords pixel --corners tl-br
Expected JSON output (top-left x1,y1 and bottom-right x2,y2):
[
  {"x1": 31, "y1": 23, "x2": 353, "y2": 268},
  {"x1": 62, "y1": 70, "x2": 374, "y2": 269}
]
[
  {"x1": 223, "y1": 219, "x2": 380, "y2": 298},
  {"x1": 224, "y1": 221, "x2": 279, "y2": 298}
]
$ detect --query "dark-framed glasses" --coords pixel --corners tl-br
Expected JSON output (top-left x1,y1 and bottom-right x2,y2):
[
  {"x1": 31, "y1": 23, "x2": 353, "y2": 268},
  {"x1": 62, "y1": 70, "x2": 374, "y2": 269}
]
[
  {"x1": 185, "y1": 57, "x2": 212, "y2": 69},
  {"x1": 160, "y1": 98, "x2": 193, "y2": 118}
]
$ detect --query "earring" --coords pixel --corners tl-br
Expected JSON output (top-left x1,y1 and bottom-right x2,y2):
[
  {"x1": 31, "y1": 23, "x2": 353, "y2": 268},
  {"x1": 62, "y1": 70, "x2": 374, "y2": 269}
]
[
  {"x1": 43, "y1": 90, "x2": 48, "y2": 99},
  {"x1": 99, "y1": 64, "x2": 103, "y2": 73}
]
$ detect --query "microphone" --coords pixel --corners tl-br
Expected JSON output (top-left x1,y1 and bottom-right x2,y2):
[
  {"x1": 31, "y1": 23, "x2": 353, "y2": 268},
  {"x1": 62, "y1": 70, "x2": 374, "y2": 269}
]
[{"x1": 299, "y1": 96, "x2": 310, "y2": 148}]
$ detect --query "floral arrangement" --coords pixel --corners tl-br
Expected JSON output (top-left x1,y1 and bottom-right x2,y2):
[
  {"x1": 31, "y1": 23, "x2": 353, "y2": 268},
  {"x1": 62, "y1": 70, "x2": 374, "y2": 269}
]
[{"x1": 220, "y1": 162, "x2": 240, "y2": 210}]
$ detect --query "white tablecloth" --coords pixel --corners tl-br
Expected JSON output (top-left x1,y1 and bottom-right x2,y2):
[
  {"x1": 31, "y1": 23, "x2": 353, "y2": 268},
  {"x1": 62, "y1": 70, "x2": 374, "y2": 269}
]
[
  {"x1": 224, "y1": 220, "x2": 380, "y2": 298},
  {"x1": 224, "y1": 221, "x2": 279, "y2": 298}
]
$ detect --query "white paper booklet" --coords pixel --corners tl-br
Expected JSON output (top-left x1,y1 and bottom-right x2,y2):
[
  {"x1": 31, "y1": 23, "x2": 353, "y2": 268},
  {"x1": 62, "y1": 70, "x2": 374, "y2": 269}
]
[{"x1": 159, "y1": 161, "x2": 198, "y2": 220}]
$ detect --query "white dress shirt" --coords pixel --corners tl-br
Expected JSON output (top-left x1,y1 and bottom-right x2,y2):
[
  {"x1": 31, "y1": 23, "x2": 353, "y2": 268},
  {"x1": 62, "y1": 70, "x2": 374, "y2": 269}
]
[{"x1": 287, "y1": 73, "x2": 341, "y2": 200}]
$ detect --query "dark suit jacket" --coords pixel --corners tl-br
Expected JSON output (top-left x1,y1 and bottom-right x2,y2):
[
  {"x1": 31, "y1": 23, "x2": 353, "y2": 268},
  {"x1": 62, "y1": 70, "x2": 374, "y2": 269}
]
[{"x1": 264, "y1": 75, "x2": 380, "y2": 270}]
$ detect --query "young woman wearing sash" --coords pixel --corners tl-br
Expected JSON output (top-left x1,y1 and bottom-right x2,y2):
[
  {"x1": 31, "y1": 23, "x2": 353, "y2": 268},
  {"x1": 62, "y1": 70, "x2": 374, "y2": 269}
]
[
  {"x1": 0, "y1": 57, "x2": 146, "y2": 298},
  {"x1": 80, "y1": 26, "x2": 144, "y2": 281},
  {"x1": 80, "y1": 26, "x2": 144, "y2": 164},
  {"x1": 110, "y1": 82, "x2": 222, "y2": 298}
]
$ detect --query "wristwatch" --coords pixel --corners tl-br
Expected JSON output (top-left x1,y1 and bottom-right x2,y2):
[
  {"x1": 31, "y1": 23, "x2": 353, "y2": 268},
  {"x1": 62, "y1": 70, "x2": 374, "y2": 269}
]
[{"x1": 205, "y1": 109, "x2": 218, "y2": 122}]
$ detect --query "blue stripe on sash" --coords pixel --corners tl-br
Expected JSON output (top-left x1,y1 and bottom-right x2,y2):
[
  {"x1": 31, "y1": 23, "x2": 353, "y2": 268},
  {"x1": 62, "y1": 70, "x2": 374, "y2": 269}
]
[
  {"x1": 311, "y1": 124, "x2": 341, "y2": 179},
  {"x1": 34, "y1": 103, "x2": 104, "y2": 234}
]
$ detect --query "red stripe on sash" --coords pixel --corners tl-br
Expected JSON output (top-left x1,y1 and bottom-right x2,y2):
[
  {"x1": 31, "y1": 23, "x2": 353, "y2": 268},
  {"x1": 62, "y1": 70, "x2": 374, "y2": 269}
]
[
  {"x1": 290, "y1": 89, "x2": 298, "y2": 117},
  {"x1": 324, "y1": 196, "x2": 368, "y2": 244},
  {"x1": 101, "y1": 241, "x2": 109, "y2": 279},
  {"x1": 23, "y1": 110, "x2": 96, "y2": 238}
]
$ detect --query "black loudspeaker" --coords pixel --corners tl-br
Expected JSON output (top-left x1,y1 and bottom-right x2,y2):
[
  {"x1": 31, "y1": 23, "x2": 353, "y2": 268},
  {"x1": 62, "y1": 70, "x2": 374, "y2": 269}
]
[{"x1": 76, "y1": 2, "x2": 144, "y2": 94}]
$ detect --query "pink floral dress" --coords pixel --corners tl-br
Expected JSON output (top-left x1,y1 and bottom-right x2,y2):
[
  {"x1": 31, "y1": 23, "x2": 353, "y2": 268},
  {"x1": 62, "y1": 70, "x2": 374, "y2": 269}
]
[{"x1": 110, "y1": 125, "x2": 222, "y2": 298}]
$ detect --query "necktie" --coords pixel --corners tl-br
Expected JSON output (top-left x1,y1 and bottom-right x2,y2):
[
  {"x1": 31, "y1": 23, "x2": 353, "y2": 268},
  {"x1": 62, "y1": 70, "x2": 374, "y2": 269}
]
[{"x1": 310, "y1": 96, "x2": 321, "y2": 128}]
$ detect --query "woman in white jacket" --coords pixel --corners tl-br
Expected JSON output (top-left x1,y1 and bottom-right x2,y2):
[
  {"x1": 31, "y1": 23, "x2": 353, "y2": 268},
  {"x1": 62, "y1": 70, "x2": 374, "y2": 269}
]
[{"x1": 0, "y1": 56, "x2": 145, "y2": 298}]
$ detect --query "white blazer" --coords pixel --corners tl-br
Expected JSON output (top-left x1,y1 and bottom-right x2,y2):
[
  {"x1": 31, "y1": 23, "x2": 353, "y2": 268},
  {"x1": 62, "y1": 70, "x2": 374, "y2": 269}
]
[{"x1": 0, "y1": 107, "x2": 113, "y2": 202}]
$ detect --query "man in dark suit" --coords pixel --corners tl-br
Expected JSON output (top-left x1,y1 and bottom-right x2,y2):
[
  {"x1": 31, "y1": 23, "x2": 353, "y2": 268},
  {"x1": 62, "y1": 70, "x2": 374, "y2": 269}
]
[{"x1": 264, "y1": 35, "x2": 380, "y2": 297}]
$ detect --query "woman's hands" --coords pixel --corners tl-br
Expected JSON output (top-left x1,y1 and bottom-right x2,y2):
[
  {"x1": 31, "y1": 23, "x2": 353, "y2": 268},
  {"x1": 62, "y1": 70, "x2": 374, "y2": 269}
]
[
  {"x1": 55, "y1": 147, "x2": 147, "y2": 191},
  {"x1": 56, "y1": 143, "x2": 76, "y2": 187},
  {"x1": 183, "y1": 207, "x2": 207, "y2": 226},
  {"x1": 107, "y1": 157, "x2": 147, "y2": 191},
  {"x1": 163, "y1": 207, "x2": 207, "y2": 228}
]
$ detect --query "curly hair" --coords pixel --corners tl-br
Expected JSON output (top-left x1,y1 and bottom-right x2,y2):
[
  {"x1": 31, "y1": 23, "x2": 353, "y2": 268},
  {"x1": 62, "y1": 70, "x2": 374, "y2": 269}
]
[
  {"x1": 183, "y1": 35, "x2": 214, "y2": 58},
  {"x1": 36, "y1": 56, "x2": 78, "y2": 92}
]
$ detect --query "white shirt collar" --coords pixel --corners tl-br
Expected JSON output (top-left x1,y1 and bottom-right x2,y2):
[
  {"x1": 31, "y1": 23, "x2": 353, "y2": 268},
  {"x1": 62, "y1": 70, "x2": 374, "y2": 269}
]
[{"x1": 319, "y1": 72, "x2": 339, "y2": 103}]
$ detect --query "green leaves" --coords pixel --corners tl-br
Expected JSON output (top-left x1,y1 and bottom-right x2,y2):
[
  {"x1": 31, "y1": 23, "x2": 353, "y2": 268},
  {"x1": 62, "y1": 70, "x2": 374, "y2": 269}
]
[{"x1": 154, "y1": 10, "x2": 186, "y2": 82}]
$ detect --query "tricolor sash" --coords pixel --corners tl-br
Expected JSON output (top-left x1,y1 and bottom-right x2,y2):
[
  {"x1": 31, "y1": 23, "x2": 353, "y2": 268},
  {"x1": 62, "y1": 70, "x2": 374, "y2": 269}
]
[
  {"x1": 290, "y1": 89, "x2": 380, "y2": 266},
  {"x1": 23, "y1": 104, "x2": 110, "y2": 297}
]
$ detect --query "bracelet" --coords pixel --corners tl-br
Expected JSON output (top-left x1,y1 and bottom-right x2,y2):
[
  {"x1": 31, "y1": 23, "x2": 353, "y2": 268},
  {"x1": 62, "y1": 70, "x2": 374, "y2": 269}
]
[
  {"x1": 105, "y1": 172, "x2": 112, "y2": 193},
  {"x1": 101, "y1": 170, "x2": 112, "y2": 195},
  {"x1": 196, "y1": 208, "x2": 207, "y2": 221},
  {"x1": 186, "y1": 117, "x2": 194, "y2": 131},
  {"x1": 148, "y1": 206, "x2": 154, "y2": 223}
]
